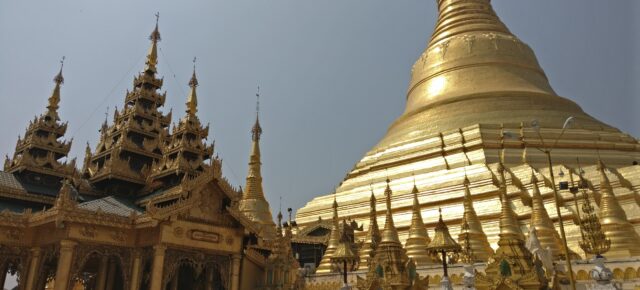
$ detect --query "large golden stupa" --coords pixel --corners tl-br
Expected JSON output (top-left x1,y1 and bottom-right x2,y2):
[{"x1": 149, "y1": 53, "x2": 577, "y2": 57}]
[{"x1": 296, "y1": 0, "x2": 640, "y2": 260}]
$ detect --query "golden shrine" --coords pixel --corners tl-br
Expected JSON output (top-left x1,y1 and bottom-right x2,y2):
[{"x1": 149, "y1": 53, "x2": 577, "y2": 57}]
[
  {"x1": 0, "y1": 16, "x2": 297, "y2": 290},
  {"x1": 296, "y1": 0, "x2": 640, "y2": 289}
]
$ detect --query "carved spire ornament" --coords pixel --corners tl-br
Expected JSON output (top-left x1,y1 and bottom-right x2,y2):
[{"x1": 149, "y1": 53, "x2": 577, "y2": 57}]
[
  {"x1": 458, "y1": 175, "x2": 493, "y2": 262},
  {"x1": 404, "y1": 182, "x2": 437, "y2": 266},
  {"x1": 596, "y1": 160, "x2": 640, "y2": 257}
]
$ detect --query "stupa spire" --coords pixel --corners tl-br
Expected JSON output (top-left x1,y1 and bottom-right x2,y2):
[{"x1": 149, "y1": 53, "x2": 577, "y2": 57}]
[
  {"x1": 145, "y1": 13, "x2": 161, "y2": 72},
  {"x1": 315, "y1": 195, "x2": 341, "y2": 273},
  {"x1": 458, "y1": 175, "x2": 493, "y2": 262},
  {"x1": 596, "y1": 160, "x2": 640, "y2": 257},
  {"x1": 380, "y1": 178, "x2": 400, "y2": 244},
  {"x1": 186, "y1": 57, "x2": 198, "y2": 116},
  {"x1": 238, "y1": 89, "x2": 276, "y2": 239},
  {"x1": 405, "y1": 181, "x2": 437, "y2": 266},
  {"x1": 47, "y1": 56, "x2": 65, "y2": 120},
  {"x1": 528, "y1": 172, "x2": 565, "y2": 259},
  {"x1": 252, "y1": 86, "x2": 262, "y2": 142},
  {"x1": 357, "y1": 186, "x2": 381, "y2": 270}
]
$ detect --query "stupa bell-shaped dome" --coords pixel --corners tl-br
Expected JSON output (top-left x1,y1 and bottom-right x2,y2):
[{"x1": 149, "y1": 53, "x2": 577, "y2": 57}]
[{"x1": 376, "y1": 0, "x2": 610, "y2": 149}]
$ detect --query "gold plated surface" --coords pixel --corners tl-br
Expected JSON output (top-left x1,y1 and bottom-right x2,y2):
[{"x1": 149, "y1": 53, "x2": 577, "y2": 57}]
[{"x1": 295, "y1": 0, "x2": 640, "y2": 263}]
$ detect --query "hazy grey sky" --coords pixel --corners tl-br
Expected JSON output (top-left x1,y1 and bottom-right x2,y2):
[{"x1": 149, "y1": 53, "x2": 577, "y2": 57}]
[{"x1": 0, "y1": 1, "x2": 638, "y2": 224}]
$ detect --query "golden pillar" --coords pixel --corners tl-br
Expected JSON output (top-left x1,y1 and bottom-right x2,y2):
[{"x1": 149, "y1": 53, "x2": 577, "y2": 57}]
[
  {"x1": 105, "y1": 259, "x2": 116, "y2": 290},
  {"x1": 129, "y1": 251, "x2": 143, "y2": 290},
  {"x1": 149, "y1": 245, "x2": 166, "y2": 290},
  {"x1": 95, "y1": 256, "x2": 109, "y2": 290},
  {"x1": 24, "y1": 247, "x2": 42, "y2": 290},
  {"x1": 230, "y1": 254, "x2": 241, "y2": 290},
  {"x1": 54, "y1": 240, "x2": 77, "y2": 290}
]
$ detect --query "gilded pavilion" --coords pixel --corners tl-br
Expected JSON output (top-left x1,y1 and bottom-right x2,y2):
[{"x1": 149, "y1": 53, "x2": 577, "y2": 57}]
[{"x1": 0, "y1": 18, "x2": 298, "y2": 290}]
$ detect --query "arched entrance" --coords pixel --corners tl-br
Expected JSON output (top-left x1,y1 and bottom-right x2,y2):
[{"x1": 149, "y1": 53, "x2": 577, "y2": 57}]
[
  {"x1": 72, "y1": 252, "x2": 126, "y2": 290},
  {"x1": 165, "y1": 259, "x2": 226, "y2": 290}
]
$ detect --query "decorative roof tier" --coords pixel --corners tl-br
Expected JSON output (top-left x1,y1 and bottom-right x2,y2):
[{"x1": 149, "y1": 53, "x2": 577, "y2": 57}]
[
  {"x1": 5, "y1": 58, "x2": 77, "y2": 188},
  {"x1": 238, "y1": 90, "x2": 277, "y2": 240},
  {"x1": 84, "y1": 17, "x2": 171, "y2": 193},
  {"x1": 147, "y1": 64, "x2": 213, "y2": 187}
]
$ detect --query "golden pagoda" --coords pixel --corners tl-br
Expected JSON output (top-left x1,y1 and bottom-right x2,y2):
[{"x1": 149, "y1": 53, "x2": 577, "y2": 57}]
[
  {"x1": 237, "y1": 96, "x2": 277, "y2": 239},
  {"x1": 527, "y1": 171, "x2": 568, "y2": 260},
  {"x1": 357, "y1": 188, "x2": 381, "y2": 271},
  {"x1": 458, "y1": 175, "x2": 493, "y2": 262},
  {"x1": 315, "y1": 196, "x2": 341, "y2": 273},
  {"x1": 368, "y1": 179, "x2": 411, "y2": 288},
  {"x1": 404, "y1": 183, "x2": 437, "y2": 267},
  {"x1": 296, "y1": 0, "x2": 640, "y2": 261},
  {"x1": 477, "y1": 164, "x2": 545, "y2": 290},
  {"x1": 595, "y1": 160, "x2": 640, "y2": 257}
]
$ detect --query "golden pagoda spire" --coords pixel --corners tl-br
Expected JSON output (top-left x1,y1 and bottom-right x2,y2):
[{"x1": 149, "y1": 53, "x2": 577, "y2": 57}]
[
  {"x1": 357, "y1": 186, "x2": 381, "y2": 270},
  {"x1": 371, "y1": 0, "x2": 605, "y2": 150},
  {"x1": 185, "y1": 57, "x2": 198, "y2": 116},
  {"x1": 145, "y1": 12, "x2": 161, "y2": 72},
  {"x1": 496, "y1": 163, "x2": 524, "y2": 240},
  {"x1": 458, "y1": 175, "x2": 493, "y2": 262},
  {"x1": 528, "y1": 172, "x2": 565, "y2": 259},
  {"x1": 405, "y1": 181, "x2": 437, "y2": 266},
  {"x1": 596, "y1": 160, "x2": 640, "y2": 257},
  {"x1": 380, "y1": 178, "x2": 400, "y2": 244},
  {"x1": 480, "y1": 163, "x2": 542, "y2": 289},
  {"x1": 316, "y1": 195, "x2": 341, "y2": 273},
  {"x1": 238, "y1": 87, "x2": 276, "y2": 239},
  {"x1": 47, "y1": 56, "x2": 65, "y2": 120}
]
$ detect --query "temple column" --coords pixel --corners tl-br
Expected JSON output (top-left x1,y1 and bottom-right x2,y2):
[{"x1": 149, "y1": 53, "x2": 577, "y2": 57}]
[
  {"x1": 54, "y1": 240, "x2": 77, "y2": 290},
  {"x1": 149, "y1": 245, "x2": 166, "y2": 290},
  {"x1": 129, "y1": 250, "x2": 142, "y2": 290},
  {"x1": 25, "y1": 247, "x2": 43, "y2": 290},
  {"x1": 230, "y1": 254, "x2": 241, "y2": 290},
  {"x1": 95, "y1": 256, "x2": 109, "y2": 290},
  {"x1": 105, "y1": 259, "x2": 116, "y2": 290}
]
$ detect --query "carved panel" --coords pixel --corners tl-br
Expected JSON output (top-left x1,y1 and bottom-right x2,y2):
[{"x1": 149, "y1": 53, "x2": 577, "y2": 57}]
[{"x1": 190, "y1": 230, "x2": 220, "y2": 243}]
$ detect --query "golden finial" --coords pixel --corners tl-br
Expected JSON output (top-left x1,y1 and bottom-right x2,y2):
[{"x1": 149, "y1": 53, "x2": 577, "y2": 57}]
[
  {"x1": 316, "y1": 191, "x2": 342, "y2": 273},
  {"x1": 47, "y1": 56, "x2": 65, "y2": 117},
  {"x1": 145, "y1": 13, "x2": 161, "y2": 71},
  {"x1": 358, "y1": 183, "x2": 381, "y2": 270},
  {"x1": 251, "y1": 86, "x2": 263, "y2": 142},
  {"x1": 186, "y1": 57, "x2": 198, "y2": 116},
  {"x1": 427, "y1": 207, "x2": 461, "y2": 253}
]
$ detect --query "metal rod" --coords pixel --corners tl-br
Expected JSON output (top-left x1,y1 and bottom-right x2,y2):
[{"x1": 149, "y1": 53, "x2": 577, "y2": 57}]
[
  {"x1": 343, "y1": 260, "x2": 348, "y2": 285},
  {"x1": 546, "y1": 151, "x2": 576, "y2": 290},
  {"x1": 441, "y1": 250, "x2": 448, "y2": 277}
]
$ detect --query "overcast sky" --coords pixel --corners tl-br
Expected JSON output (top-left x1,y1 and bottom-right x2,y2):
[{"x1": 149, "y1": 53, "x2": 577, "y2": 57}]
[{"x1": 0, "y1": 0, "x2": 638, "y2": 242}]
